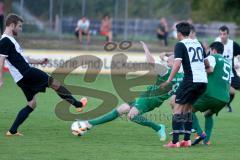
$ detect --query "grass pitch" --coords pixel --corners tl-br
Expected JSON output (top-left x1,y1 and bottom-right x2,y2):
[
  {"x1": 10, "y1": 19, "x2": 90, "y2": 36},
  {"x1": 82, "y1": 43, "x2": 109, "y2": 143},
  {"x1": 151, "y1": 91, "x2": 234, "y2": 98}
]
[{"x1": 0, "y1": 73, "x2": 239, "y2": 160}]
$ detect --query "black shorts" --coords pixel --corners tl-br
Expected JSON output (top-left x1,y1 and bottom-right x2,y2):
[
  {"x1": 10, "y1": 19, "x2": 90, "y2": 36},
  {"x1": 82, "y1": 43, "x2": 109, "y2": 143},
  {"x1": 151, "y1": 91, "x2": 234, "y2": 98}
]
[
  {"x1": 175, "y1": 81, "x2": 207, "y2": 105},
  {"x1": 17, "y1": 68, "x2": 50, "y2": 101},
  {"x1": 231, "y1": 75, "x2": 240, "y2": 89},
  {"x1": 75, "y1": 30, "x2": 88, "y2": 37}
]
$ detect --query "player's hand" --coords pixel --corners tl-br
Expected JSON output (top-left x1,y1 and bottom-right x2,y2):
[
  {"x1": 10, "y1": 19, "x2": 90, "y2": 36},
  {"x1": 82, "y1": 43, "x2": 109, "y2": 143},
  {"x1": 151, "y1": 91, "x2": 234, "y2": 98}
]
[{"x1": 41, "y1": 58, "x2": 49, "y2": 65}]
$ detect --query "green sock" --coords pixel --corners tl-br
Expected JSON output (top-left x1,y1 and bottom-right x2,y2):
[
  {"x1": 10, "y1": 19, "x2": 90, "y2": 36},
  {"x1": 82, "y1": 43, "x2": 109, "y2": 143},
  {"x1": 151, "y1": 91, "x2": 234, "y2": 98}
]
[
  {"x1": 192, "y1": 113, "x2": 203, "y2": 136},
  {"x1": 204, "y1": 116, "x2": 213, "y2": 143},
  {"x1": 131, "y1": 115, "x2": 161, "y2": 132},
  {"x1": 88, "y1": 109, "x2": 119, "y2": 126}
]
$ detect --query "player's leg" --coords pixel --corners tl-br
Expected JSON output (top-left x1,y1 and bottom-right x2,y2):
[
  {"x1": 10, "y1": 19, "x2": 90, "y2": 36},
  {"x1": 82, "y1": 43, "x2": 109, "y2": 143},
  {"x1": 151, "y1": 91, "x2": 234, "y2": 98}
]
[
  {"x1": 192, "y1": 111, "x2": 207, "y2": 146},
  {"x1": 78, "y1": 29, "x2": 83, "y2": 44},
  {"x1": 203, "y1": 100, "x2": 226, "y2": 145},
  {"x1": 128, "y1": 97, "x2": 164, "y2": 131},
  {"x1": 226, "y1": 86, "x2": 235, "y2": 112},
  {"x1": 108, "y1": 31, "x2": 113, "y2": 42},
  {"x1": 128, "y1": 107, "x2": 161, "y2": 131},
  {"x1": 86, "y1": 30, "x2": 91, "y2": 44},
  {"x1": 181, "y1": 84, "x2": 207, "y2": 146},
  {"x1": 192, "y1": 112, "x2": 203, "y2": 136},
  {"x1": 128, "y1": 106, "x2": 166, "y2": 141},
  {"x1": 192, "y1": 95, "x2": 213, "y2": 145},
  {"x1": 7, "y1": 96, "x2": 36, "y2": 136},
  {"x1": 203, "y1": 114, "x2": 213, "y2": 145},
  {"x1": 165, "y1": 82, "x2": 206, "y2": 148},
  {"x1": 84, "y1": 103, "x2": 131, "y2": 128},
  {"x1": 49, "y1": 77, "x2": 87, "y2": 112}
]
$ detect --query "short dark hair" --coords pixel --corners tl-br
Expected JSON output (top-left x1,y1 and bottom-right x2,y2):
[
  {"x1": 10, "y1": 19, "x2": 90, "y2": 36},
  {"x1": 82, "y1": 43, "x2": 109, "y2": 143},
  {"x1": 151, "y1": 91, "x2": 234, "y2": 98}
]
[
  {"x1": 219, "y1": 25, "x2": 229, "y2": 34},
  {"x1": 5, "y1": 13, "x2": 24, "y2": 26},
  {"x1": 176, "y1": 22, "x2": 191, "y2": 37},
  {"x1": 190, "y1": 24, "x2": 195, "y2": 33},
  {"x1": 209, "y1": 42, "x2": 224, "y2": 54}
]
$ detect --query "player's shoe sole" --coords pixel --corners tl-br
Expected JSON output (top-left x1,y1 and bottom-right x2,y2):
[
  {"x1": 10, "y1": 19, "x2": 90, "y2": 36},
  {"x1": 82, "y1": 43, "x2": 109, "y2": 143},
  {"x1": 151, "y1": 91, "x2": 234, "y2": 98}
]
[
  {"x1": 6, "y1": 131, "x2": 23, "y2": 136},
  {"x1": 158, "y1": 124, "x2": 166, "y2": 141},
  {"x1": 76, "y1": 97, "x2": 88, "y2": 112}
]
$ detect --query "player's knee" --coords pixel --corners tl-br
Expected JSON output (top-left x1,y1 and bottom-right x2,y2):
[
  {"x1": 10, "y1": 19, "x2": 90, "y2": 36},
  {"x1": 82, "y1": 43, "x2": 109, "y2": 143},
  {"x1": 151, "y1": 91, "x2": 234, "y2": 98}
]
[
  {"x1": 49, "y1": 77, "x2": 61, "y2": 90},
  {"x1": 230, "y1": 87, "x2": 235, "y2": 95},
  {"x1": 169, "y1": 95, "x2": 176, "y2": 109},
  {"x1": 116, "y1": 103, "x2": 131, "y2": 115},
  {"x1": 173, "y1": 104, "x2": 184, "y2": 114},
  {"x1": 204, "y1": 109, "x2": 213, "y2": 117},
  {"x1": 127, "y1": 107, "x2": 139, "y2": 120},
  {"x1": 28, "y1": 100, "x2": 37, "y2": 109}
]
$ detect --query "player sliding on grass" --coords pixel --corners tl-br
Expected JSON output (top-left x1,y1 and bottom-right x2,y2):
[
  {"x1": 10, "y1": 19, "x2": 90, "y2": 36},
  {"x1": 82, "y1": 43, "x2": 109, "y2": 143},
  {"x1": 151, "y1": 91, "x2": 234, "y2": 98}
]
[
  {"x1": 191, "y1": 42, "x2": 231, "y2": 146},
  {"x1": 0, "y1": 14, "x2": 87, "y2": 136},
  {"x1": 74, "y1": 41, "x2": 183, "y2": 141}
]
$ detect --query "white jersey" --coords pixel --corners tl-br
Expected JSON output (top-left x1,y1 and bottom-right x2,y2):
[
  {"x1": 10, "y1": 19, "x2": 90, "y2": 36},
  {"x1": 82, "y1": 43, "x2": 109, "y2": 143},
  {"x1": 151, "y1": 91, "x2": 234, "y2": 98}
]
[
  {"x1": 0, "y1": 34, "x2": 30, "y2": 82},
  {"x1": 215, "y1": 37, "x2": 234, "y2": 77},
  {"x1": 215, "y1": 37, "x2": 233, "y2": 62},
  {"x1": 77, "y1": 19, "x2": 90, "y2": 32},
  {"x1": 174, "y1": 38, "x2": 207, "y2": 83}
]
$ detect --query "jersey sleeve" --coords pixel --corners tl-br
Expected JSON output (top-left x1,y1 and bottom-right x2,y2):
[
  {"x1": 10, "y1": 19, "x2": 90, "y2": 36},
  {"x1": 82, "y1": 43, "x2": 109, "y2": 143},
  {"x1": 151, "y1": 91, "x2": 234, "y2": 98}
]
[
  {"x1": 233, "y1": 41, "x2": 240, "y2": 56},
  {"x1": 174, "y1": 42, "x2": 185, "y2": 60},
  {"x1": 0, "y1": 38, "x2": 12, "y2": 57},
  {"x1": 207, "y1": 55, "x2": 216, "y2": 69}
]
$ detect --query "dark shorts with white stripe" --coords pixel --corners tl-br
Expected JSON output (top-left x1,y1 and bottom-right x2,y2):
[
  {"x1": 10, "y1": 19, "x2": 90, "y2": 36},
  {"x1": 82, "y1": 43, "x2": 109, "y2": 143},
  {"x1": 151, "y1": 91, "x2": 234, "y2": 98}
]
[
  {"x1": 17, "y1": 67, "x2": 50, "y2": 101},
  {"x1": 175, "y1": 81, "x2": 207, "y2": 105}
]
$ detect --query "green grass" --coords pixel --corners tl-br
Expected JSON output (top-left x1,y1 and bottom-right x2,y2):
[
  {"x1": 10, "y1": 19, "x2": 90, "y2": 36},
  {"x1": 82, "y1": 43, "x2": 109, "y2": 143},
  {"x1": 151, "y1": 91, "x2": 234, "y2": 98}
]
[{"x1": 0, "y1": 73, "x2": 240, "y2": 160}]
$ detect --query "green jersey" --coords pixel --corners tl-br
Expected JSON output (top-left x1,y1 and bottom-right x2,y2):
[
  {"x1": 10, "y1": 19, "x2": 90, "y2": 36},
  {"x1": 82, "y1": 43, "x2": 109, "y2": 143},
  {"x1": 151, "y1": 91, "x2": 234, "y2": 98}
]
[
  {"x1": 142, "y1": 68, "x2": 184, "y2": 100},
  {"x1": 204, "y1": 54, "x2": 230, "y2": 102}
]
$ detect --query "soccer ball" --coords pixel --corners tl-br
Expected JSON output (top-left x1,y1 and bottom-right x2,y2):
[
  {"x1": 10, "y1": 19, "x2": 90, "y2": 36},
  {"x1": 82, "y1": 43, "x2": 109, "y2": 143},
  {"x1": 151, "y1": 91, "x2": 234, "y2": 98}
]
[{"x1": 71, "y1": 121, "x2": 87, "y2": 136}]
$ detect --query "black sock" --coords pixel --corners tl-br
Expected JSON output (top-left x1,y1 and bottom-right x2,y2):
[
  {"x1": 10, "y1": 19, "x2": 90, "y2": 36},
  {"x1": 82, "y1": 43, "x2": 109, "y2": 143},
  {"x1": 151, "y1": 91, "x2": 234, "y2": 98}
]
[
  {"x1": 56, "y1": 86, "x2": 82, "y2": 108},
  {"x1": 172, "y1": 114, "x2": 183, "y2": 144},
  {"x1": 227, "y1": 93, "x2": 235, "y2": 106},
  {"x1": 9, "y1": 105, "x2": 33, "y2": 134},
  {"x1": 184, "y1": 112, "x2": 192, "y2": 141}
]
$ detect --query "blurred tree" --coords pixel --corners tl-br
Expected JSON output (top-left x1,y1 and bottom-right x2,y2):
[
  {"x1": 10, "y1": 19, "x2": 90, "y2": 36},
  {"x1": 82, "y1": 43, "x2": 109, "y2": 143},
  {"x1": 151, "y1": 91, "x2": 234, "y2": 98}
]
[
  {"x1": 4, "y1": 0, "x2": 12, "y2": 15},
  {"x1": 192, "y1": 0, "x2": 240, "y2": 24}
]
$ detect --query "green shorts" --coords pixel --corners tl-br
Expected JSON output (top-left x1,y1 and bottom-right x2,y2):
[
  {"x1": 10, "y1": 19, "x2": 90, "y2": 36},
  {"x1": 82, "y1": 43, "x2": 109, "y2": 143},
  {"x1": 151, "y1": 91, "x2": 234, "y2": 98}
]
[
  {"x1": 193, "y1": 95, "x2": 227, "y2": 115},
  {"x1": 128, "y1": 96, "x2": 164, "y2": 114}
]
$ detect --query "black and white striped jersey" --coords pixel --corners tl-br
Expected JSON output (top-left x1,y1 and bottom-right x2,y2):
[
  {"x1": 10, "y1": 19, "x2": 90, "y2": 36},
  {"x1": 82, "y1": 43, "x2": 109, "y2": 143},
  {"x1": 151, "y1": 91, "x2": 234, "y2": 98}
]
[
  {"x1": 215, "y1": 37, "x2": 240, "y2": 77},
  {"x1": 174, "y1": 38, "x2": 207, "y2": 83},
  {"x1": 0, "y1": 34, "x2": 30, "y2": 82}
]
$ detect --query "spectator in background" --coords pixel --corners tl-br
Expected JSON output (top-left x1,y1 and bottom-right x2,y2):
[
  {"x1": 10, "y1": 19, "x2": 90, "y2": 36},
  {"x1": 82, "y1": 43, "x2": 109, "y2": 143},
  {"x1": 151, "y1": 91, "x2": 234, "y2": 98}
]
[
  {"x1": 0, "y1": 1, "x2": 4, "y2": 35},
  {"x1": 75, "y1": 16, "x2": 90, "y2": 45},
  {"x1": 100, "y1": 15, "x2": 112, "y2": 42},
  {"x1": 156, "y1": 17, "x2": 169, "y2": 46}
]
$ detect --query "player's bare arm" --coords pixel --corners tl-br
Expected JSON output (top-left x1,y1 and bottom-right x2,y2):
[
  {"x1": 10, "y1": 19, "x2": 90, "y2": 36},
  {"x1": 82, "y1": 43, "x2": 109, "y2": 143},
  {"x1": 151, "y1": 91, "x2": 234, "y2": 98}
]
[
  {"x1": 0, "y1": 55, "x2": 6, "y2": 87},
  {"x1": 26, "y1": 57, "x2": 49, "y2": 65},
  {"x1": 140, "y1": 41, "x2": 155, "y2": 64},
  {"x1": 161, "y1": 59, "x2": 181, "y2": 89}
]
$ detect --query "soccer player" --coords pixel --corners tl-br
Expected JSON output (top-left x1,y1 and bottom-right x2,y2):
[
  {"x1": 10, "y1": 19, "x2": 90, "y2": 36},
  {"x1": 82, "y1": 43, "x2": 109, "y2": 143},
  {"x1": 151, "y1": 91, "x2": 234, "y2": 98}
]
[
  {"x1": 215, "y1": 25, "x2": 240, "y2": 112},
  {"x1": 192, "y1": 41, "x2": 231, "y2": 146},
  {"x1": 75, "y1": 41, "x2": 183, "y2": 141},
  {"x1": 162, "y1": 22, "x2": 210, "y2": 148},
  {"x1": 0, "y1": 14, "x2": 87, "y2": 136}
]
